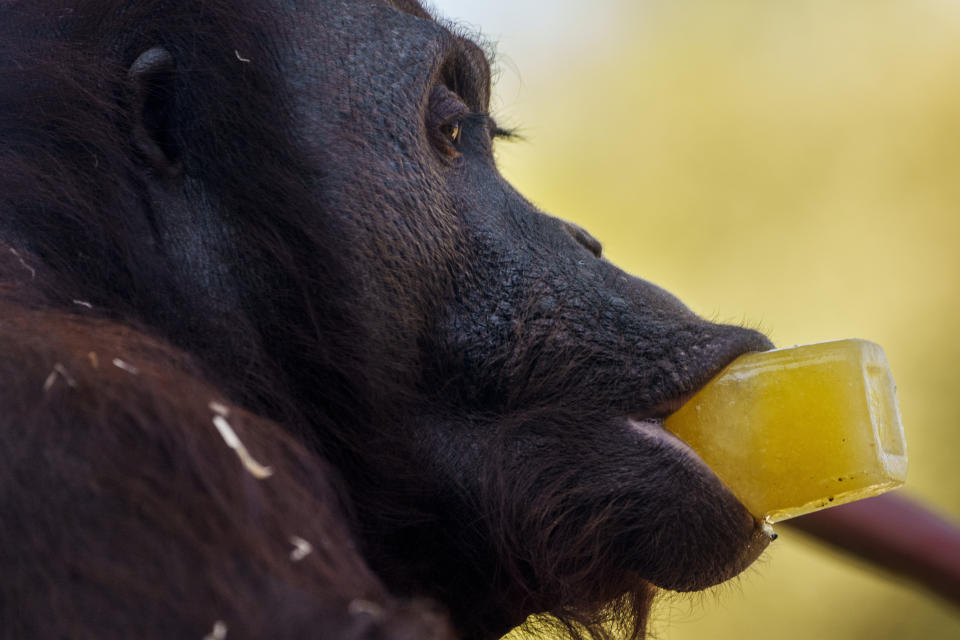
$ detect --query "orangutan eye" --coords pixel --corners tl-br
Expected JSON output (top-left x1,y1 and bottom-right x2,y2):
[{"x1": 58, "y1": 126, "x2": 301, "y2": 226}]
[
  {"x1": 427, "y1": 84, "x2": 469, "y2": 157},
  {"x1": 439, "y1": 119, "x2": 462, "y2": 144}
]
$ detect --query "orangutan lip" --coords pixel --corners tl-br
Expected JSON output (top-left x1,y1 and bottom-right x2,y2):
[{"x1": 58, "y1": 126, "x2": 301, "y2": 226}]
[
  {"x1": 627, "y1": 338, "x2": 773, "y2": 430},
  {"x1": 626, "y1": 392, "x2": 708, "y2": 475},
  {"x1": 623, "y1": 417, "x2": 722, "y2": 487},
  {"x1": 629, "y1": 389, "x2": 697, "y2": 424},
  {"x1": 633, "y1": 334, "x2": 774, "y2": 424},
  {"x1": 626, "y1": 417, "x2": 701, "y2": 459}
]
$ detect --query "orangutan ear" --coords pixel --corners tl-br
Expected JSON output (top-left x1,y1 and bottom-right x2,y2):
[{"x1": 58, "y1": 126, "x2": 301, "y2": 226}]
[{"x1": 128, "y1": 46, "x2": 182, "y2": 178}]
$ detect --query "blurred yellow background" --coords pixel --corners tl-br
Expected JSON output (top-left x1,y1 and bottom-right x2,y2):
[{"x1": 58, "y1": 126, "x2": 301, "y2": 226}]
[{"x1": 434, "y1": 0, "x2": 960, "y2": 637}]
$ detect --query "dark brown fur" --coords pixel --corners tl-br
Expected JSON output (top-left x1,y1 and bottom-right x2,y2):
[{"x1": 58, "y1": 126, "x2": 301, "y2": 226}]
[{"x1": 0, "y1": 1, "x2": 773, "y2": 638}]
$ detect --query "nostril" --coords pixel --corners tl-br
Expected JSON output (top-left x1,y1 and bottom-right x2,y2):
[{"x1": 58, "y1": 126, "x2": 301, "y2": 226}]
[{"x1": 562, "y1": 221, "x2": 603, "y2": 258}]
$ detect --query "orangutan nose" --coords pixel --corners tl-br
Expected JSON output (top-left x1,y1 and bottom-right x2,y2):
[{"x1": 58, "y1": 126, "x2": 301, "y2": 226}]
[{"x1": 562, "y1": 220, "x2": 603, "y2": 258}]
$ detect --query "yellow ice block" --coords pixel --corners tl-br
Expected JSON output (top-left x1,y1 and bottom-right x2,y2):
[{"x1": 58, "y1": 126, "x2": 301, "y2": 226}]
[{"x1": 664, "y1": 339, "x2": 907, "y2": 523}]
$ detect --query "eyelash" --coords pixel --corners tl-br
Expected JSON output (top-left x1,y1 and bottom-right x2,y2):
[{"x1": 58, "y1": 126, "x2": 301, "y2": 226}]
[
  {"x1": 458, "y1": 113, "x2": 518, "y2": 142},
  {"x1": 428, "y1": 82, "x2": 518, "y2": 154},
  {"x1": 492, "y1": 123, "x2": 518, "y2": 141}
]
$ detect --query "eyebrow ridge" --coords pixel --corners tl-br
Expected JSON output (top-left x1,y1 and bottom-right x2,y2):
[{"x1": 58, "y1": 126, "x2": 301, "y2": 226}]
[{"x1": 438, "y1": 36, "x2": 491, "y2": 110}]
